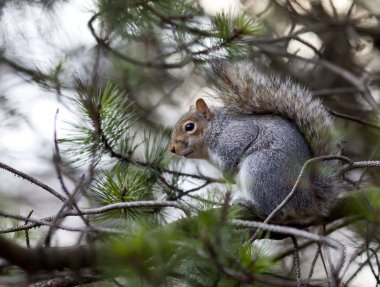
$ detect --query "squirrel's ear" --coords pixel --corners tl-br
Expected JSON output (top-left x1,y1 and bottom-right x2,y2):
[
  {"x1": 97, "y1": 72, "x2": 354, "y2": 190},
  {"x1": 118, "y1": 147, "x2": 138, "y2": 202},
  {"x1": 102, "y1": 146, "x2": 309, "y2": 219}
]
[{"x1": 195, "y1": 98, "x2": 213, "y2": 121}]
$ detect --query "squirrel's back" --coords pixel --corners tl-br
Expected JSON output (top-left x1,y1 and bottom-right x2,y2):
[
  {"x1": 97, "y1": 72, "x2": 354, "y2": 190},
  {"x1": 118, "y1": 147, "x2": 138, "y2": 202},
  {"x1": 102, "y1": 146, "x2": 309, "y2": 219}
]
[{"x1": 211, "y1": 61, "x2": 340, "y2": 157}]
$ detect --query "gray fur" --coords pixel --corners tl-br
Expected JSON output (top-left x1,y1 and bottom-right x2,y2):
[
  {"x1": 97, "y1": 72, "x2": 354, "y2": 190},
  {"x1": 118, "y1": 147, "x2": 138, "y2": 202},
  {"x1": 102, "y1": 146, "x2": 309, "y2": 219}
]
[
  {"x1": 207, "y1": 110, "x2": 320, "y2": 221},
  {"x1": 205, "y1": 62, "x2": 342, "y2": 222}
]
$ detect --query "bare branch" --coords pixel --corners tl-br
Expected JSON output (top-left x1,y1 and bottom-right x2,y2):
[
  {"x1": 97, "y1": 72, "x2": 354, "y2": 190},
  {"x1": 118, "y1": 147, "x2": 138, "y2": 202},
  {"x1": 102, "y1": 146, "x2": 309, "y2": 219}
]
[
  {"x1": 0, "y1": 161, "x2": 66, "y2": 202},
  {"x1": 44, "y1": 175, "x2": 87, "y2": 246},
  {"x1": 64, "y1": 200, "x2": 191, "y2": 217},
  {"x1": 0, "y1": 210, "x2": 120, "y2": 234},
  {"x1": 330, "y1": 110, "x2": 380, "y2": 131},
  {"x1": 0, "y1": 200, "x2": 191, "y2": 235},
  {"x1": 24, "y1": 210, "x2": 33, "y2": 249},
  {"x1": 52, "y1": 110, "x2": 93, "y2": 234},
  {"x1": 290, "y1": 236, "x2": 301, "y2": 287},
  {"x1": 312, "y1": 87, "x2": 359, "y2": 96},
  {"x1": 87, "y1": 12, "x2": 190, "y2": 69},
  {"x1": 0, "y1": 235, "x2": 96, "y2": 273},
  {"x1": 231, "y1": 219, "x2": 346, "y2": 276},
  {"x1": 304, "y1": 242, "x2": 323, "y2": 286},
  {"x1": 341, "y1": 160, "x2": 380, "y2": 173}
]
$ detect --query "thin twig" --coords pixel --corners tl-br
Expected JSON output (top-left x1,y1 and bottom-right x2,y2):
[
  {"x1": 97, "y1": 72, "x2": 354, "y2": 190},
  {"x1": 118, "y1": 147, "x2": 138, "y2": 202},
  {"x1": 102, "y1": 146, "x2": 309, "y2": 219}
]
[
  {"x1": 344, "y1": 246, "x2": 380, "y2": 286},
  {"x1": 341, "y1": 160, "x2": 380, "y2": 173},
  {"x1": 304, "y1": 242, "x2": 322, "y2": 286},
  {"x1": 0, "y1": 200, "x2": 191, "y2": 235},
  {"x1": 366, "y1": 246, "x2": 380, "y2": 285},
  {"x1": 369, "y1": 247, "x2": 380, "y2": 282},
  {"x1": 171, "y1": 181, "x2": 211, "y2": 200},
  {"x1": 330, "y1": 109, "x2": 380, "y2": 131},
  {"x1": 43, "y1": 175, "x2": 87, "y2": 246},
  {"x1": 88, "y1": 12, "x2": 190, "y2": 69},
  {"x1": 0, "y1": 161, "x2": 66, "y2": 202},
  {"x1": 53, "y1": 110, "x2": 71, "y2": 197},
  {"x1": 320, "y1": 244, "x2": 332, "y2": 287},
  {"x1": 97, "y1": 116, "x2": 223, "y2": 183},
  {"x1": 274, "y1": 217, "x2": 358, "y2": 260},
  {"x1": 341, "y1": 244, "x2": 367, "y2": 280},
  {"x1": 202, "y1": 235, "x2": 254, "y2": 283},
  {"x1": 0, "y1": 210, "x2": 120, "y2": 234},
  {"x1": 291, "y1": 236, "x2": 301, "y2": 287},
  {"x1": 323, "y1": 224, "x2": 338, "y2": 286},
  {"x1": 232, "y1": 219, "x2": 346, "y2": 275},
  {"x1": 356, "y1": 140, "x2": 380, "y2": 188},
  {"x1": 312, "y1": 87, "x2": 359, "y2": 96},
  {"x1": 250, "y1": 155, "x2": 353, "y2": 242},
  {"x1": 24, "y1": 210, "x2": 33, "y2": 249},
  {"x1": 64, "y1": 200, "x2": 192, "y2": 217},
  {"x1": 53, "y1": 110, "x2": 93, "y2": 231}
]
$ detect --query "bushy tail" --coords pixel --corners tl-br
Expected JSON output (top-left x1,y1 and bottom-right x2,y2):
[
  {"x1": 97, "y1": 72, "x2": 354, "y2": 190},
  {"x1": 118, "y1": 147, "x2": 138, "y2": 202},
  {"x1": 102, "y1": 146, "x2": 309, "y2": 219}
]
[{"x1": 210, "y1": 61, "x2": 340, "y2": 157}]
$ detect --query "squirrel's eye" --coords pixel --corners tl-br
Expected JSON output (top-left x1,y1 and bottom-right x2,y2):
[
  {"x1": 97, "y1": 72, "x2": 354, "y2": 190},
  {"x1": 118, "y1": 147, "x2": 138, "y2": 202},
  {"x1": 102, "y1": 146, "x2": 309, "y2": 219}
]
[{"x1": 185, "y1": 123, "x2": 195, "y2": 132}]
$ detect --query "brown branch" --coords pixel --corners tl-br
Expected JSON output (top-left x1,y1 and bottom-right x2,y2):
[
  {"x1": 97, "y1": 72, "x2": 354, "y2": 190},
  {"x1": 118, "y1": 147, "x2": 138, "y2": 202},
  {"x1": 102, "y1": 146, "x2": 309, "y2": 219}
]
[
  {"x1": 0, "y1": 200, "x2": 191, "y2": 235},
  {"x1": 24, "y1": 210, "x2": 33, "y2": 249},
  {"x1": 0, "y1": 236, "x2": 96, "y2": 273},
  {"x1": 64, "y1": 200, "x2": 191, "y2": 217},
  {"x1": 87, "y1": 13, "x2": 190, "y2": 69},
  {"x1": 0, "y1": 210, "x2": 120, "y2": 234},
  {"x1": 53, "y1": 110, "x2": 93, "y2": 233},
  {"x1": 312, "y1": 87, "x2": 359, "y2": 96},
  {"x1": 341, "y1": 160, "x2": 380, "y2": 173},
  {"x1": 344, "y1": 246, "x2": 380, "y2": 285},
  {"x1": 143, "y1": 4, "x2": 214, "y2": 37},
  {"x1": 0, "y1": 161, "x2": 66, "y2": 202},
  {"x1": 341, "y1": 244, "x2": 367, "y2": 280},
  {"x1": 0, "y1": 55, "x2": 64, "y2": 94},
  {"x1": 191, "y1": 30, "x2": 242, "y2": 57},
  {"x1": 30, "y1": 273, "x2": 100, "y2": 287},
  {"x1": 249, "y1": 154, "x2": 380, "y2": 242},
  {"x1": 44, "y1": 175, "x2": 87, "y2": 246},
  {"x1": 202, "y1": 235, "x2": 254, "y2": 283},
  {"x1": 330, "y1": 109, "x2": 380, "y2": 131},
  {"x1": 290, "y1": 236, "x2": 301, "y2": 287},
  {"x1": 366, "y1": 247, "x2": 380, "y2": 285},
  {"x1": 171, "y1": 181, "x2": 211, "y2": 200},
  {"x1": 304, "y1": 242, "x2": 323, "y2": 286},
  {"x1": 97, "y1": 116, "x2": 224, "y2": 183},
  {"x1": 53, "y1": 110, "x2": 71, "y2": 197},
  {"x1": 231, "y1": 219, "x2": 346, "y2": 276},
  {"x1": 273, "y1": 216, "x2": 358, "y2": 260}
]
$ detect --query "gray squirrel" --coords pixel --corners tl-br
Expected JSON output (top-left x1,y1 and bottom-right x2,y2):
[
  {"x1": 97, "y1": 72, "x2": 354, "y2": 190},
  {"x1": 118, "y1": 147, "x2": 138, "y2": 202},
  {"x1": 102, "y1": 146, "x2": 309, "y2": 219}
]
[{"x1": 169, "y1": 62, "x2": 341, "y2": 223}]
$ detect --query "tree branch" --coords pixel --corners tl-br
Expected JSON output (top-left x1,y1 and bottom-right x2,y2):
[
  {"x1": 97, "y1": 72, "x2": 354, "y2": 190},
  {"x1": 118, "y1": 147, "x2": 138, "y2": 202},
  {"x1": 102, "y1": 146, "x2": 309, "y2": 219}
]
[
  {"x1": 231, "y1": 219, "x2": 345, "y2": 276},
  {"x1": 0, "y1": 236, "x2": 95, "y2": 273},
  {"x1": 0, "y1": 162, "x2": 66, "y2": 202}
]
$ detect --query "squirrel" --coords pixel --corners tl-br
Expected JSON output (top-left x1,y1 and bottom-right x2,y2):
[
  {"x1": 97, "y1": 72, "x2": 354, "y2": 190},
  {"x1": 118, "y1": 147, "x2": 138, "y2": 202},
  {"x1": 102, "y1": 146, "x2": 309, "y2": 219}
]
[{"x1": 169, "y1": 61, "x2": 342, "y2": 223}]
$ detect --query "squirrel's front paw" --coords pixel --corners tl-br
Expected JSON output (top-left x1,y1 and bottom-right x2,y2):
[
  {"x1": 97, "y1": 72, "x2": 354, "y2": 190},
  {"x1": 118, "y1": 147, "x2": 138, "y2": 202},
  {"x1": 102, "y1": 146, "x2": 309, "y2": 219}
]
[
  {"x1": 231, "y1": 198, "x2": 256, "y2": 211},
  {"x1": 231, "y1": 198, "x2": 261, "y2": 220}
]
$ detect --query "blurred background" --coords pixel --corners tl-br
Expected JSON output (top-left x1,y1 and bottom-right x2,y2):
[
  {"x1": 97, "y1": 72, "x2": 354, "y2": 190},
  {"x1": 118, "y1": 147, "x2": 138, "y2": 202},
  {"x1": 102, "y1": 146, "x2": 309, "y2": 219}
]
[{"x1": 0, "y1": 0, "x2": 380, "y2": 286}]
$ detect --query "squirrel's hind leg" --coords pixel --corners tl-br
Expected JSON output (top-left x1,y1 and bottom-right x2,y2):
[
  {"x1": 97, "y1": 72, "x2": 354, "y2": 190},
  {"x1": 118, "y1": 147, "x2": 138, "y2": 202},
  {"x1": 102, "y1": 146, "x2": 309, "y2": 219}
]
[{"x1": 236, "y1": 150, "x2": 309, "y2": 221}]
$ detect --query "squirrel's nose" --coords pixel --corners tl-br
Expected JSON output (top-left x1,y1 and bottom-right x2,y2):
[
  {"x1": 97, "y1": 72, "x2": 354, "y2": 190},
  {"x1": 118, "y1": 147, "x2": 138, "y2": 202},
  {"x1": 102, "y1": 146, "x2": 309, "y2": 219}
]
[{"x1": 169, "y1": 144, "x2": 176, "y2": 153}]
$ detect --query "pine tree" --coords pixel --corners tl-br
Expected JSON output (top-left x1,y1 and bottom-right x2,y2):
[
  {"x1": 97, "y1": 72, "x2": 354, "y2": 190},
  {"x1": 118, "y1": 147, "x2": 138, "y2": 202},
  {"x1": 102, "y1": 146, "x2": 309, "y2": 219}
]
[{"x1": 0, "y1": 0, "x2": 380, "y2": 286}]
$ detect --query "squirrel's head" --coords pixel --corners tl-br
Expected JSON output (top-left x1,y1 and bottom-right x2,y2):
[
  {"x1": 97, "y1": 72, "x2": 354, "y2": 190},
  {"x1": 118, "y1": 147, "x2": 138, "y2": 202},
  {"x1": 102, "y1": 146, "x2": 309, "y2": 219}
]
[{"x1": 169, "y1": 98, "x2": 213, "y2": 159}]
